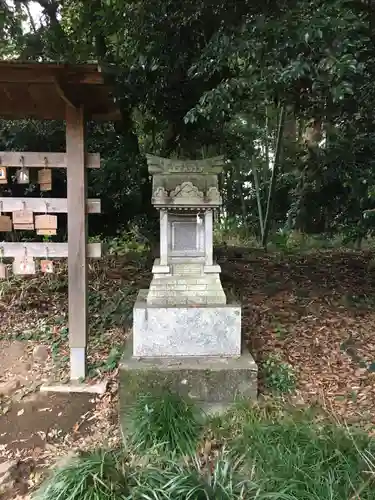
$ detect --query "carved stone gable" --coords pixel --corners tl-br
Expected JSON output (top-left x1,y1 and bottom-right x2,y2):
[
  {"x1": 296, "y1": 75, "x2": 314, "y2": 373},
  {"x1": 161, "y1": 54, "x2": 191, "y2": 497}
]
[
  {"x1": 170, "y1": 182, "x2": 204, "y2": 204},
  {"x1": 146, "y1": 154, "x2": 225, "y2": 208}
]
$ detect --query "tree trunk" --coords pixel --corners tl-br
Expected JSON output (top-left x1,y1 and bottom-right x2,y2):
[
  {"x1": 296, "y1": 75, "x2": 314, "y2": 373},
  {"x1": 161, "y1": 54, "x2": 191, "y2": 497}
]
[
  {"x1": 235, "y1": 161, "x2": 247, "y2": 226},
  {"x1": 264, "y1": 105, "x2": 270, "y2": 180},
  {"x1": 261, "y1": 104, "x2": 286, "y2": 249},
  {"x1": 252, "y1": 162, "x2": 264, "y2": 237}
]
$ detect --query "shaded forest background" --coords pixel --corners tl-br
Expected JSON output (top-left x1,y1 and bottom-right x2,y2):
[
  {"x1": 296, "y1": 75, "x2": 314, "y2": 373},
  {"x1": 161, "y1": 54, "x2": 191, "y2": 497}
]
[{"x1": 1, "y1": 0, "x2": 375, "y2": 249}]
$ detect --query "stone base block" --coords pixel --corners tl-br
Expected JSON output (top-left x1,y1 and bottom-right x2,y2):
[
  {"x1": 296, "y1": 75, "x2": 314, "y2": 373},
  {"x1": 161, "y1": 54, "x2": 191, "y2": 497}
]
[
  {"x1": 134, "y1": 290, "x2": 241, "y2": 357},
  {"x1": 119, "y1": 339, "x2": 258, "y2": 424},
  {"x1": 147, "y1": 276, "x2": 226, "y2": 305}
]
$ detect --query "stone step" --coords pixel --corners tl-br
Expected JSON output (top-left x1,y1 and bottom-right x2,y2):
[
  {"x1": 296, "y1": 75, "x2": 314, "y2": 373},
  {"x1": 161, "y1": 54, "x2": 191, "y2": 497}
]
[
  {"x1": 148, "y1": 288, "x2": 225, "y2": 297},
  {"x1": 151, "y1": 277, "x2": 221, "y2": 285},
  {"x1": 147, "y1": 295, "x2": 227, "y2": 306},
  {"x1": 150, "y1": 282, "x2": 222, "y2": 291}
]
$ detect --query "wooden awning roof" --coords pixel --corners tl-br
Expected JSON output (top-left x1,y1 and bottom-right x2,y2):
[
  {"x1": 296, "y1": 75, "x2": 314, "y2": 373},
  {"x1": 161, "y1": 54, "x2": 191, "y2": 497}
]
[{"x1": 0, "y1": 61, "x2": 121, "y2": 121}]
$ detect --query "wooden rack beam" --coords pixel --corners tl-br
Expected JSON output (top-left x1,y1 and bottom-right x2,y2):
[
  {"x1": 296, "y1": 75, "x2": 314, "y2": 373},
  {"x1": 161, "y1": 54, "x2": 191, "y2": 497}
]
[
  {"x1": 0, "y1": 197, "x2": 100, "y2": 213},
  {"x1": 0, "y1": 152, "x2": 100, "y2": 169},
  {"x1": 0, "y1": 64, "x2": 103, "y2": 85},
  {"x1": 0, "y1": 242, "x2": 101, "y2": 258}
]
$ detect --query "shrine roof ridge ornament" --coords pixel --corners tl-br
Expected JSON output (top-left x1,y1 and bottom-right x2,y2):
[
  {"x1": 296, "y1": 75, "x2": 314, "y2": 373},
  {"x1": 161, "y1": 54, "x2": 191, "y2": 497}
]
[{"x1": 146, "y1": 154, "x2": 225, "y2": 174}]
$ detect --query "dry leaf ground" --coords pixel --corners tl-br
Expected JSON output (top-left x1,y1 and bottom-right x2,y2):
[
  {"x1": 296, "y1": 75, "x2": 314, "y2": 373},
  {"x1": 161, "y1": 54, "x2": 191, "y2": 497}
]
[{"x1": 0, "y1": 248, "x2": 375, "y2": 498}]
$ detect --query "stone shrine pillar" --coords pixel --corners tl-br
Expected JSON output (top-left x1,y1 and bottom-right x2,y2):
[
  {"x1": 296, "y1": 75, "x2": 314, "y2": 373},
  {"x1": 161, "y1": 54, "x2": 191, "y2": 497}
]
[{"x1": 119, "y1": 156, "x2": 257, "y2": 420}]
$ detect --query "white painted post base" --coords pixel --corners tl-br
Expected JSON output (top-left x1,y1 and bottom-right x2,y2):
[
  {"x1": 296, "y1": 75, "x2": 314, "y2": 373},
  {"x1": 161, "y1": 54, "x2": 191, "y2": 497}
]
[{"x1": 70, "y1": 347, "x2": 86, "y2": 380}]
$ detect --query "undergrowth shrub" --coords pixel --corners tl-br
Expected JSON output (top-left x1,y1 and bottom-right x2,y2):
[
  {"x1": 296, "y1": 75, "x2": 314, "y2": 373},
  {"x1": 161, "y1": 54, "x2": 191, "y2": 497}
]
[{"x1": 262, "y1": 354, "x2": 297, "y2": 394}]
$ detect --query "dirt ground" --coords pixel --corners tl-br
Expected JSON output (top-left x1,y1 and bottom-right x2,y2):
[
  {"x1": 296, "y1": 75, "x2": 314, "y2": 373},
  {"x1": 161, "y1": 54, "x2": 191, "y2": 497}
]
[
  {"x1": 1, "y1": 249, "x2": 375, "y2": 498},
  {"x1": 0, "y1": 339, "x2": 120, "y2": 500}
]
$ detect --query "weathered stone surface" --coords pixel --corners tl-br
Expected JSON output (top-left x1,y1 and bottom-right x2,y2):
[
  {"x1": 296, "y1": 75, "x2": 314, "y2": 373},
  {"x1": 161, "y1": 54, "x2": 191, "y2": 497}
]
[
  {"x1": 119, "y1": 338, "x2": 257, "y2": 427},
  {"x1": 146, "y1": 155, "x2": 224, "y2": 208},
  {"x1": 134, "y1": 290, "x2": 241, "y2": 357},
  {"x1": 147, "y1": 264, "x2": 226, "y2": 306}
]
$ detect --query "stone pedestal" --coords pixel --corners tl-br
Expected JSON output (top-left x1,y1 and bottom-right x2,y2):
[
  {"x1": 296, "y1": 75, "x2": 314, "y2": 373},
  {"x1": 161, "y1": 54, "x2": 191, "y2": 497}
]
[
  {"x1": 119, "y1": 340, "x2": 258, "y2": 418},
  {"x1": 119, "y1": 156, "x2": 258, "y2": 426},
  {"x1": 133, "y1": 290, "x2": 241, "y2": 356}
]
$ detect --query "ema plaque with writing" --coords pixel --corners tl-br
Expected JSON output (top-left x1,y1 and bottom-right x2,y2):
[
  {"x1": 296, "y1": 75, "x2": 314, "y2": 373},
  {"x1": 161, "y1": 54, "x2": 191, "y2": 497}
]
[
  {"x1": 16, "y1": 168, "x2": 30, "y2": 184},
  {"x1": 0, "y1": 167, "x2": 7, "y2": 184},
  {"x1": 0, "y1": 215, "x2": 12, "y2": 232},
  {"x1": 40, "y1": 259, "x2": 54, "y2": 274},
  {"x1": 12, "y1": 210, "x2": 34, "y2": 230},
  {"x1": 38, "y1": 169, "x2": 52, "y2": 191},
  {"x1": 35, "y1": 214, "x2": 57, "y2": 235},
  {"x1": 13, "y1": 256, "x2": 36, "y2": 275}
]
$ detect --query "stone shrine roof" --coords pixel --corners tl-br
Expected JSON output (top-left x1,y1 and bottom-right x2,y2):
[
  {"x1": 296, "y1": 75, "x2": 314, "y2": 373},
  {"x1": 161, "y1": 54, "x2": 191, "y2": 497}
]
[{"x1": 146, "y1": 155, "x2": 225, "y2": 208}]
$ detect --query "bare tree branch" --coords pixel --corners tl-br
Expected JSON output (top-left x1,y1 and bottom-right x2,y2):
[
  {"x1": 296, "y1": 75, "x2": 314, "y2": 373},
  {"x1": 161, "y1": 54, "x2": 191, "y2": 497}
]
[
  {"x1": 35, "y1": 0, "x2": 60, "y2": 25},
  {"x1": 21, "y1": 1, "x2": 37, "y2": 33}
]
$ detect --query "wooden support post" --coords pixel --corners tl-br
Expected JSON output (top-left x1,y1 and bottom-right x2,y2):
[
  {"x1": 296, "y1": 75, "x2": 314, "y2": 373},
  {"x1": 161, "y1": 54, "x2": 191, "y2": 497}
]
[{"x1": 66, "y1": 105, "x2": 87, "y2": 380}]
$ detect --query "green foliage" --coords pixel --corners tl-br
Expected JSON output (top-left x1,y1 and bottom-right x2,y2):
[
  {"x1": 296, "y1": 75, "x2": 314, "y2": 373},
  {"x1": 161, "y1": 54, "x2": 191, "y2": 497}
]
[
  {"x1": 128, "y1": 391, "x2": 204, "y2": 456},
  {"x1": 3, "y1": 0, "x2": 375, "y2": 242},
  {"x1": 132, "y1": 453, "x2": 261, "y2": 500},
  {"x1": 262, "y1": 355, "x2": 297, "y2": 394},
  {"x1": 88, "y1": 286, "x2": 135, "y2": 332},
  {"x1": 214, "y1": 218, "x2": 259, "y2": 247},
  {"x1": 104, "y1": 229, "x2": 150, "y2": 261},
  {"x1": 33, "y1": 449, "x2": 131, "y2": 500},
  {"x1": 33, "y1": 397, "x2": 375, "y2": 500},
  {"x1": 230, "y1": 408, "x2": 375, "y2": 500}
]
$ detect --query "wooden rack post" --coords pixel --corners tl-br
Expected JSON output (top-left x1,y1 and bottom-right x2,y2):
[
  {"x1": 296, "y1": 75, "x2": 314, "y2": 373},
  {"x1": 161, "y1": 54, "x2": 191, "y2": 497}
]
[
  {"x1": 0, "y1": 60, "x2": 119, "y2": 385},
  {"x1": 0, "y1": 147, "x2": 102, "y2": 381},
  {"x1": 66, "y1": 104, "x2": 88, "y2": 380}
]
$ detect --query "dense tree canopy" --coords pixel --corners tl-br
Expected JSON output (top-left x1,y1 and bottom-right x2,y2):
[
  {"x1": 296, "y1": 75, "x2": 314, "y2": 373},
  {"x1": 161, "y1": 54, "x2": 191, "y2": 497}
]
[{"x1": 1, "y1": 0, "x2": 375, "y2": 245}]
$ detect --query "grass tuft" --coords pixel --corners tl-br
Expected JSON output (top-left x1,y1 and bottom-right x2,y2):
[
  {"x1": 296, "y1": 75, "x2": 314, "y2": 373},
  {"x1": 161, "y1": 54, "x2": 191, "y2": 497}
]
[
  {"x1": 128, "y1": 390, "x2": 204, "y2": 456},
  {"x1": 129, "y1": 451, "x2": 276, "y2": 500},
  {"x1": 229, "y1": 407, "x2": 375, "y2": 500},
  {"x1": 32, "y1": 449, "x2": 131, "y2": 500}
]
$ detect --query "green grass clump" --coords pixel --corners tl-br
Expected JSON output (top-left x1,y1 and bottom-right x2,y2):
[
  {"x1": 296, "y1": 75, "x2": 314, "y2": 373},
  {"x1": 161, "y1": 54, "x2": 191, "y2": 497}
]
[
  {"x1": 33, "y1": 394, "x2": 375, "y2": 500},
  {"x1": 129, "y1": 390, "x2": 204, "y2": 456},
  {"x1": 143, "y1": 454, "x2": 263, "y2": 499},
  {"x1": 229, "y1": 407, "x2": 375, "y2": 500},
  {"x1": 33, "y1": 449, "x2": 131, "y2": 500}
]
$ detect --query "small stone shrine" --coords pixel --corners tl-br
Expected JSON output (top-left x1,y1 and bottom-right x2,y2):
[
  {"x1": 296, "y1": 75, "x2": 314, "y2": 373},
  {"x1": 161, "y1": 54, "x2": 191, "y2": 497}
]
[
  {"x1": 147, "y1": 154, "x2": 226, "y2": 306},
  {"x1": 119, "y1": 155, "x2": 257, "y2": 419}
]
